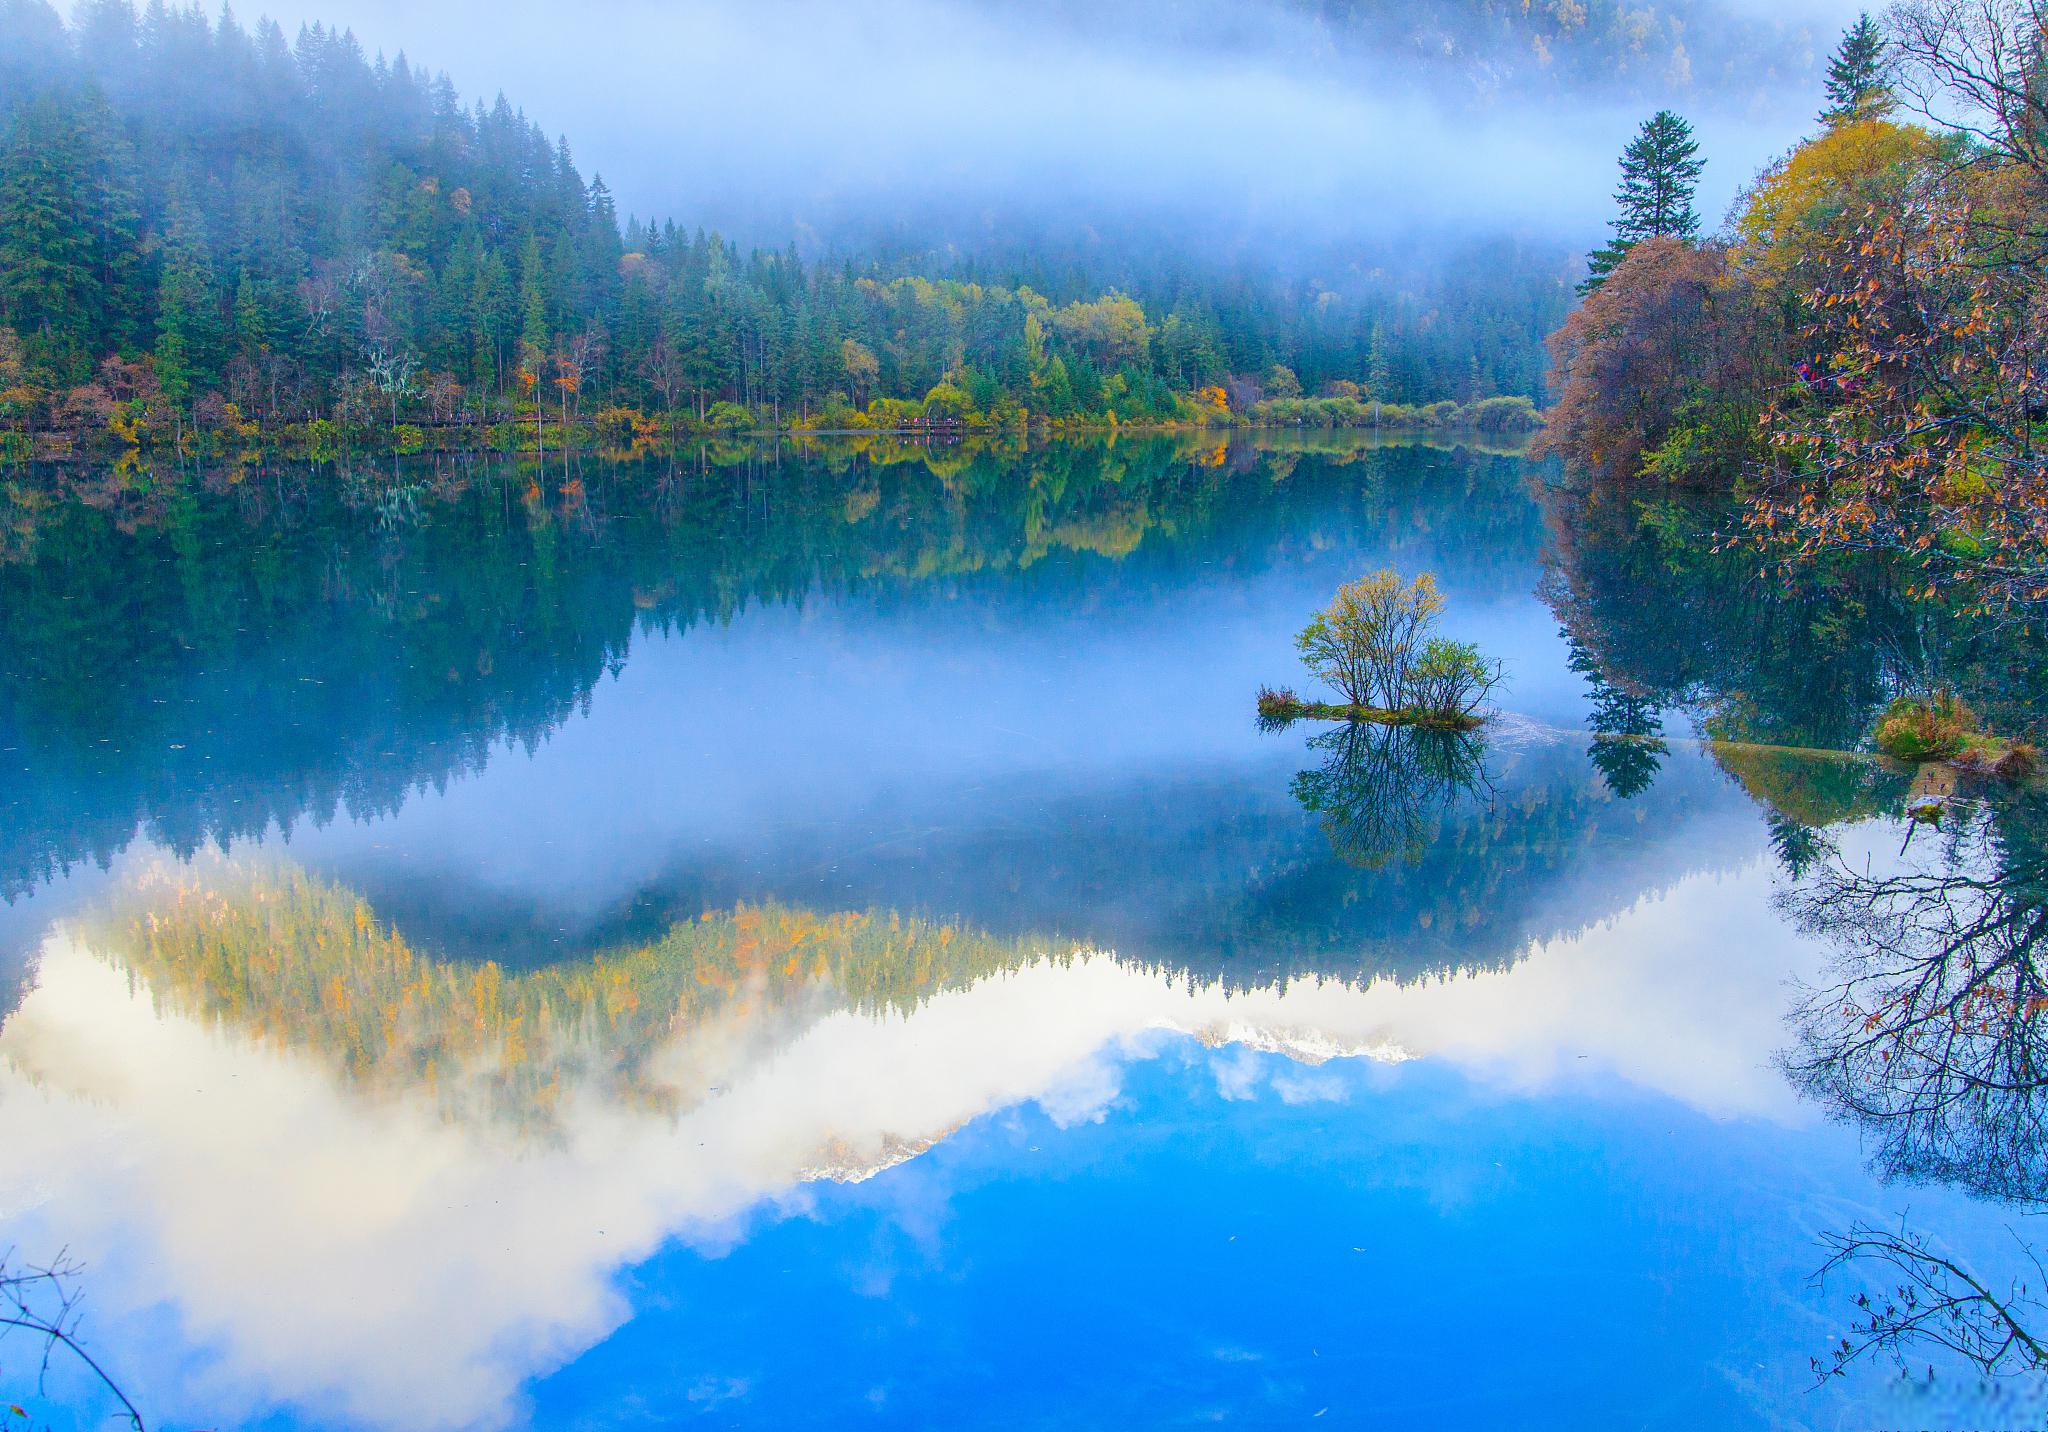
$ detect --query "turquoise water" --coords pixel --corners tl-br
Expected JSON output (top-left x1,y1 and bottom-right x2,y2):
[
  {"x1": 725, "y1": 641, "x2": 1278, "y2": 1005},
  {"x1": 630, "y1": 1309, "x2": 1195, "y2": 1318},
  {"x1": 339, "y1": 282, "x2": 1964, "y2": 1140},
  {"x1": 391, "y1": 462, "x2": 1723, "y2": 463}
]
[{"x1": 0, "y1": 436, "x2": 2038, "y2": 1428}]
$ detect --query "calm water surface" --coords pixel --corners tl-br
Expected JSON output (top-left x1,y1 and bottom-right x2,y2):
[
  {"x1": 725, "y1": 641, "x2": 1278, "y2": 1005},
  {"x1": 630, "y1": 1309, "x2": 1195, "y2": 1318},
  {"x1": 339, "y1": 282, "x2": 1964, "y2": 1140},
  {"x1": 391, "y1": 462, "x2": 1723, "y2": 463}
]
[{"x1": 0, "y1": 434, "x2": 2041, "y2": 1429}]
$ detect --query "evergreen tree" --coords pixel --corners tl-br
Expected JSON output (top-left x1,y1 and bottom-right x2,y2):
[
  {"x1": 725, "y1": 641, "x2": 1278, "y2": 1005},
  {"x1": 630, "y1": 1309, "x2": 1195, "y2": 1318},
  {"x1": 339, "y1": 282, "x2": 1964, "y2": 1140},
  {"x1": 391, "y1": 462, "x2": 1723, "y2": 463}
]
[
  {"x1": 1819, "y1": 13, "x2": 1890, "y2": 125},
  {"x1": 153, "y1": 192, "x2": 222, "y2": 404},
  {"x1": 1367, "y1": 319, "x2": 1390, "y2": 400},
  {"x1": 1580, "y1": 110, "x2": 1704, "y2": 293},
  {"x1": 0, "y1": 98, "x2": 99, "y2": 379}
]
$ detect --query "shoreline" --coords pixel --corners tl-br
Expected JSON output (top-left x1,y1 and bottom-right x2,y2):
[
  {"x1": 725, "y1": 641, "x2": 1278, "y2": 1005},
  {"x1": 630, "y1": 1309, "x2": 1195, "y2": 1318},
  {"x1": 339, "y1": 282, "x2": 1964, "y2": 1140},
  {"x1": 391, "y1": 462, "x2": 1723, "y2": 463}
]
[{"x1": 0, "y1": 419, "x2": 1543, "y2": 467}]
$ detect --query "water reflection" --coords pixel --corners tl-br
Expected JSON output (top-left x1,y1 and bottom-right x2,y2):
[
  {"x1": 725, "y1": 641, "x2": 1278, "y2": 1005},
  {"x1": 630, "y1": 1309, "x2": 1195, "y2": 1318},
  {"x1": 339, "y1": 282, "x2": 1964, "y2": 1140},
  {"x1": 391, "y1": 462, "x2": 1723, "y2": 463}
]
[
  {"x1": 1775, "y1": 798, "x2": 2048, "y2": 1383},
  {"x1": 1537, "y1": 472, "x2": 2048, "y2": 1396},
  {"x1": 1783, "y1": 810, "x2": 2048, "y2": 1204},
  {"x1": 0, "y1": 833, "x2": 1832, "y2": 1429},
  {"x1": 4, "y1": 432, "x2": 2046, "y2": 1427},
  {"x1": 1286, "y1": 724, "x2": 1490, "y2": 870},
  {"x1": 0, "y1": 435, "x2": 1553, "y2": 908}
]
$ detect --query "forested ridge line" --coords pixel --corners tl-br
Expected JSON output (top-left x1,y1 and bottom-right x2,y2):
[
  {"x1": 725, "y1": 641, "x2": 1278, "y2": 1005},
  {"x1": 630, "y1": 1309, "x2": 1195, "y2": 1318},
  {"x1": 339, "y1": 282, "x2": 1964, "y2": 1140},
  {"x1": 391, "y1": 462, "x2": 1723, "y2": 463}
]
[{"x1": 0, "y1": 0, "x2": 1569, "y2": 457}]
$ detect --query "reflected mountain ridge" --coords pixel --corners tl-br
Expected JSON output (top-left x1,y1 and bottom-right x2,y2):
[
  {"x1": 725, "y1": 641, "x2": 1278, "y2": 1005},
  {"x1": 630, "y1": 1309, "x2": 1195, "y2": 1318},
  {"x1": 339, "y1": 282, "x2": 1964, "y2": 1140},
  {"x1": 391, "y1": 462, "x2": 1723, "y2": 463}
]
[
  {"x1": 62, "y1": 856, "x2": 1086, "y2": 1132},
  {"x1": 0, "y1": 781, "x2": 1877, "y2": 1431}
]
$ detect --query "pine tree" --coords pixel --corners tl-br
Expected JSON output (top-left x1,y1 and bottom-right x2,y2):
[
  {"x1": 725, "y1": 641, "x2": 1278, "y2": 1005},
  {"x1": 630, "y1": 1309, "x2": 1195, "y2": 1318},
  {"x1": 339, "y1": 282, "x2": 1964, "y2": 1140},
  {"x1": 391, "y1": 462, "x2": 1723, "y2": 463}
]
[
  {"x1": 1819, "y1": 14, "x2": 1890, "y2": 125},
  {"x1": 1366, "y1": 319, "x2": 1390, "y2": 400},
  {"x1": 1579, "y1": 110, "x2": 1705, "y2": 294},
  {"x1": 0, "y1": 99, "x2": 100, "y2": 380},
  {"x1": 153, "y1": 193, "x2": 223, "y2": 404}
]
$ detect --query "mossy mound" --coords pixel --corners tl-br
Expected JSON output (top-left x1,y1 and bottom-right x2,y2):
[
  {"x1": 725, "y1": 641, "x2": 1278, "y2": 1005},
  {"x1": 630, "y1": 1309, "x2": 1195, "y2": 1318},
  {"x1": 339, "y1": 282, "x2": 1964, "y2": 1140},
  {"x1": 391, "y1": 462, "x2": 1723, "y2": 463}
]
[{"x1": 1873, "y1": 691, "x2": 1975, "y2": 762}]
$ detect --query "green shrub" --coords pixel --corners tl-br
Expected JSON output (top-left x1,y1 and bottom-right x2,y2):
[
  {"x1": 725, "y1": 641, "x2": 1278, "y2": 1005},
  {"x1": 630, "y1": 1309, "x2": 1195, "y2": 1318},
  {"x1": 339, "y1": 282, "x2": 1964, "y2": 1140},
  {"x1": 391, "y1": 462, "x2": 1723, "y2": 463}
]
[
  {"x1": 702, "y1": 401, "x2": 755, "y2": 431},
  {"x1": 1873, "y1": 690, "x2": 1976, "y2": 761},
  {"x1": 1465, "y1": 395, "x2": 1544, "y2": 432}
]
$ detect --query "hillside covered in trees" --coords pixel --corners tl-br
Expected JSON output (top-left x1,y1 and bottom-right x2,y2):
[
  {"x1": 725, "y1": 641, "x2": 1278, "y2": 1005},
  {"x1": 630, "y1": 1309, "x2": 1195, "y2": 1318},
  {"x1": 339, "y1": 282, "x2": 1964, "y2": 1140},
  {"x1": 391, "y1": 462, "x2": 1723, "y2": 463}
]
[
  {"x1": 0, "y1": 0, "x2": 1581, "y2": 451},
  {"x1": 980, "y1": 0, "x2": 1835, "y2": 105}
]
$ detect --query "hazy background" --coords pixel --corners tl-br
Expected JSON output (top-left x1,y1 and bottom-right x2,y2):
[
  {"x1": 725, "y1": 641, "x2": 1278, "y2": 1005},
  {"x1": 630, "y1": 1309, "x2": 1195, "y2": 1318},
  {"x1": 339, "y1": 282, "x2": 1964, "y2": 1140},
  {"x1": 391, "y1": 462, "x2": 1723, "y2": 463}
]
[{"x1": 150, "y1": 0, "x2": 1875, "y2": 256}]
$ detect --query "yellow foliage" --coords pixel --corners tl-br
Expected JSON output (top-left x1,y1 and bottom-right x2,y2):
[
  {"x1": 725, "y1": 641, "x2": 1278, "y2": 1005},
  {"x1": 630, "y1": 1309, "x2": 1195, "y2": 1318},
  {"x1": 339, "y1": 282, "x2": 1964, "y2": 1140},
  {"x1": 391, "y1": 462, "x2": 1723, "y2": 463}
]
[{"x1": 1736, "y1": 120, "x2": 1946, "y2": 287}]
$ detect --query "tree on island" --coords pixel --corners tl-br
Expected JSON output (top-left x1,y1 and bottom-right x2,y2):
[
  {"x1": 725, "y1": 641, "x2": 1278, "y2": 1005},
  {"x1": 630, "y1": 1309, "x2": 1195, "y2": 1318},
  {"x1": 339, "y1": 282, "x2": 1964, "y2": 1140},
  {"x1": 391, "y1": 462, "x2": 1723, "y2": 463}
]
[
  {"x1": 1580, "y1": 110, "x2": 1705, "y2": 293},
  {"x1": 1820, "y1": 14, "x2": 1892, "y2": 125},
  {"x1": 1260, "y1": 569, "x2": 1504, "y2": 729}
]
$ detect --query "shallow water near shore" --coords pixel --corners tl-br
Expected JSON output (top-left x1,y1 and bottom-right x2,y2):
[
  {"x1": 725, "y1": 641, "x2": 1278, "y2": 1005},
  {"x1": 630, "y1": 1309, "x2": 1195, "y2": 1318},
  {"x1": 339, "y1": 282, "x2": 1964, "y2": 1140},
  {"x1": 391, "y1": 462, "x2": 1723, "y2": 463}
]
[{"x1": 0, "y1": 433, "x2": 2041, "y2": 1430}]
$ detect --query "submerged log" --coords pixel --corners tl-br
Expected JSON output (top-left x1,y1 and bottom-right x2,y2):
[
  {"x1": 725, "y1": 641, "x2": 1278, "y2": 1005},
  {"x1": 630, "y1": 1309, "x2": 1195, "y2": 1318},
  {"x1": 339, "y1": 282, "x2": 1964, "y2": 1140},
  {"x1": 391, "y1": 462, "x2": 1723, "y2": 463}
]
[{"x1": 1255, "y1": 692, "x2": 1483, "y2": 732}]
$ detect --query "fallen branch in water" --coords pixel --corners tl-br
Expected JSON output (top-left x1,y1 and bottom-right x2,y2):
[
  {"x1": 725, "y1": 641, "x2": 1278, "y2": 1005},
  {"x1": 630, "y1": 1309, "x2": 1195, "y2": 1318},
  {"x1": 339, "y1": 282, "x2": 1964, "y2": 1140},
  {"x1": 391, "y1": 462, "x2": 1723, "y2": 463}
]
[{"x1": 1257, "y1": 687, "x2": 1485, "y2": 732}]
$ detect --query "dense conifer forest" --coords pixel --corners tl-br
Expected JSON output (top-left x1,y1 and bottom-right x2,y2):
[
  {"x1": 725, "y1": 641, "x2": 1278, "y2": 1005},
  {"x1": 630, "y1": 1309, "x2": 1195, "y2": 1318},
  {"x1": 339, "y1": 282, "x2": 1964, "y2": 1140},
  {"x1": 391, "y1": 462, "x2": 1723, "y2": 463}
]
[{"x1": 0, "y1": 0, "x2": 1586, "y2": 448}]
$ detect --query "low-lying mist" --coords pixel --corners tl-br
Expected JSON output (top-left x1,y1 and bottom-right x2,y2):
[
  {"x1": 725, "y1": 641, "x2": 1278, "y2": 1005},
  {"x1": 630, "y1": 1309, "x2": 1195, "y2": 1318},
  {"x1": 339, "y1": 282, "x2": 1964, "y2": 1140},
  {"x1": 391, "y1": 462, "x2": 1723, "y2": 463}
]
[{"x1": 204, "y1": 0, "x2": 1866, "y2": 261}]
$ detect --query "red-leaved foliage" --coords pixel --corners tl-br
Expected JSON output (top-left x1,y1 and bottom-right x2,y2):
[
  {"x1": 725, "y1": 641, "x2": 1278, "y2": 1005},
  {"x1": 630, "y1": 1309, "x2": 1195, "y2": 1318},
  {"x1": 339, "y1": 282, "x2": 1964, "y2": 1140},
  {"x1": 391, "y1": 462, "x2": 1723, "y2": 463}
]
[{"x1": 1537, "y1": 237, "x2": 1780, "y2": 483}]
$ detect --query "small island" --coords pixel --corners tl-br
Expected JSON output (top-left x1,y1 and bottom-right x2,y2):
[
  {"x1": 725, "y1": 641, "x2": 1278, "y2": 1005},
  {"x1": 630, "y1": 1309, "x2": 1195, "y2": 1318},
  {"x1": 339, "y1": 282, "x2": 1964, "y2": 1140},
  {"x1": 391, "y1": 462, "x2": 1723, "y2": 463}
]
[{"x1": 1258, "y1": 570, "x2": 1504, "y2": 732}]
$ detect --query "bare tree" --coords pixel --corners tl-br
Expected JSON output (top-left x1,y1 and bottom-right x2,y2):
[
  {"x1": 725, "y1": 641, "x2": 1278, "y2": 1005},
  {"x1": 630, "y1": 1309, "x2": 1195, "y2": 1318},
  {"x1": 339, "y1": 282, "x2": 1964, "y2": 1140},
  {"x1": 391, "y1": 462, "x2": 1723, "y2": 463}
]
[
  {"x1": 1783, "y1": 804, "x2": 2048, "y2": 1383},
  {"x1": 1813, "y1": 1221, "x2": 2048, "y2": 1382},
  {"x1": 362, "y1": 341, "x2": 420, "y2": 429},
  {"x1": 1887, "y1": 0, "x2": 2048, "y2": 188},
  {"x1": 0, "y1": 1250, "x2": 144, "y2": 1430},
  {"x1": 1779, "y1": 815, "x2": 2048, "y2": 1202}
]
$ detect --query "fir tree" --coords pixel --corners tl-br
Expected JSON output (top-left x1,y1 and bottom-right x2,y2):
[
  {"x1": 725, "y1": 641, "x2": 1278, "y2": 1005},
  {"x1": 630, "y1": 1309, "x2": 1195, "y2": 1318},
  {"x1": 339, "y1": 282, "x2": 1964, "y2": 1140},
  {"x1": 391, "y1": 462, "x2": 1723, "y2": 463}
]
[
  {"x1": 1579, "y1": 110, "x2": 1704, "y2": 293},
  {"x1": 1819, "y1": 13, "x2": 1890, "y2": 125},
  {"x1": 0, "y1": 99, "x2": 99, "y2": 379},
  {"x1": 153, "y1": 192, "x2": 222, "y2": 404},
  {"x1": 1367, "y1": 319, "x2": 1390, "y2": 400}
]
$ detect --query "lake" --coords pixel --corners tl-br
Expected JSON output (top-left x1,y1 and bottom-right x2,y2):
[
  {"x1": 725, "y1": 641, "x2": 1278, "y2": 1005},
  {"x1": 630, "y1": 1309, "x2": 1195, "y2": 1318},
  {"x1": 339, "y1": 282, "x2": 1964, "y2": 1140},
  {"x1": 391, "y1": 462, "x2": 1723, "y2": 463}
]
[{"x1": 1, "y1": 432, "x2": 2042, "y2": 1430}]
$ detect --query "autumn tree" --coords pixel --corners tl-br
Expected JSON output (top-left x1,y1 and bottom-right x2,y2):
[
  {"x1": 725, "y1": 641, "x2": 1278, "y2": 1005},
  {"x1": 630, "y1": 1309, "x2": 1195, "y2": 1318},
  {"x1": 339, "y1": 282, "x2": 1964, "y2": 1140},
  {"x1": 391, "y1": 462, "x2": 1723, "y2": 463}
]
[
  {"x1": 1748, "y1": 2, "x2": 2048, "y2": 610},
  {"x1": 1734, "y1": 118, "x2": 1949, "y2": 288},
  {"x1": 1748, "y1": 201, "x2": 2048, "y2": 609},
  {"x1": 1294, "y1": 570, "x2": 1445, "y2": 710},
  {"x1": 839, "y1": 336, "x2": 879, "y2": 407},
  {"x1": 1539, "y1": 238, "x2": 1778, "y2": 481}
]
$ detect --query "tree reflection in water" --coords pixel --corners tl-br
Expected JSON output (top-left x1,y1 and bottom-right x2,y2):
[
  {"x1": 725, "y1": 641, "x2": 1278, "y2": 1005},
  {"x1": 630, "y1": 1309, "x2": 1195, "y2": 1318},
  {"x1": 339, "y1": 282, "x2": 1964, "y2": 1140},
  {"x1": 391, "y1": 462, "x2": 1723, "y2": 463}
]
[
  {"x1": 1780, "y1": 801, "x2": 2048, "y2": 1382},
  {"x1": 1287, "y1": 722, "x2": 1490, "y2": 870},
  {"x1": 1568, "y1": 636, "x2": 1667, "y2": 800}
]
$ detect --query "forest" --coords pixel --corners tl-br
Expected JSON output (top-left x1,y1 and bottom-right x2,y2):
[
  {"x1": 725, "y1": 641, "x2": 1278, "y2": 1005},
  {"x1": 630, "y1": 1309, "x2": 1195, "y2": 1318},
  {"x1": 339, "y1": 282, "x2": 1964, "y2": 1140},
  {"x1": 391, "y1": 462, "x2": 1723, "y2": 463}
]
[
  {"x1": 0, "y1": 0, "x2": 1576, "y2": 452},
  {"x1": 1537, "y1": 1, "x2": 2048, "y2": 612}
]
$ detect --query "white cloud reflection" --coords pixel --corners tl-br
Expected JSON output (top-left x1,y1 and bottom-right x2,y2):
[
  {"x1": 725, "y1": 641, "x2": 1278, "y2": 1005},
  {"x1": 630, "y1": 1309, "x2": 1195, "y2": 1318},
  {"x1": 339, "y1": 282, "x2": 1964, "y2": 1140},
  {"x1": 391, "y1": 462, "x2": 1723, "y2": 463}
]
[{"x1": 0, "y1": 850, "x2": 1818, "y2": 1429}]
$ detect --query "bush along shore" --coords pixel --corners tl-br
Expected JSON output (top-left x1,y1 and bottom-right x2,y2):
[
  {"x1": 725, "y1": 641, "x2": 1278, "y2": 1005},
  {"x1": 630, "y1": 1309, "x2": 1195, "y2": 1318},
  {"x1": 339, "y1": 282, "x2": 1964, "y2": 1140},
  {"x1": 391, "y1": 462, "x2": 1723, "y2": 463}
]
[
  {"x1": 0, "y1": 388, "x2": 1544, "y2": 465},
  {"x1": 1872, "y1": 691, "x2": 2038, "y2": 784},
  {"x1": 1256, "y1": 689, "x2": 1489, "y2": 733}
]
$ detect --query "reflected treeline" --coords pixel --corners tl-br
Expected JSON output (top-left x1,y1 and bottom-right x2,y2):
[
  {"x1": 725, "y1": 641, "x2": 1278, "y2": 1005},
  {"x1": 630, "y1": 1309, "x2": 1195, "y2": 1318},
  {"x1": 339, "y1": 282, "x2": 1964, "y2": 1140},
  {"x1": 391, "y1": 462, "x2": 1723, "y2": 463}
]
[
  {"x1": 60, "y1": 858, "x2": 1079, "y2": 1131},
  {"x1": 1188, "y1": 732, "x2": 1736, "y2": 990},
  {"x1": 1547, "y1": 477, "x2": 2048, "y2": 1382},
  {"x1": 1541, "y1": 484, "x2": 2048, "y2": 787},
  {"x1": 1780, "y1": 795, "x2": 2048, "y2": 1381},
  {"x1": 0, "y1": 435, "x2": 1540, "y2": 901},
  {"x1": 444, "y1": 731, "x2": 1749, "y2": 998}
]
